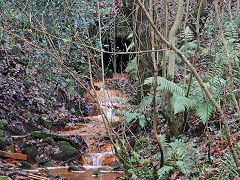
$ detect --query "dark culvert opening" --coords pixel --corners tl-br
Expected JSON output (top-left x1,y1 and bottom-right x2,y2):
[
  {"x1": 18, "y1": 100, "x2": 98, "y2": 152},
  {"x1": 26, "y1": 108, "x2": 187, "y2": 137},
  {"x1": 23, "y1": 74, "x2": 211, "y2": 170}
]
[{"x1": 103, "y1": 37, "x2": 131, "y2": 77}]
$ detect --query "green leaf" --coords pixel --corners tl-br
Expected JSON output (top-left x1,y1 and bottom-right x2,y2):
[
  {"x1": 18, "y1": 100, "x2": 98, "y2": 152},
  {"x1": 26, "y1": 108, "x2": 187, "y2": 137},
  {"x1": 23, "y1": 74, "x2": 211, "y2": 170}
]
[
  {"x1": 139, "y1": 115, "x2": 146, "y2": 128},
  {"x1": 196, "y1": 101, "x2": 214, "y2": 124},
  {"x1": 127, "y1": 42, "x2": 134, "y2": 51},
  {"x1": 144, "y1": 76, "x2": 185, "y2": 96},
  {"x1": 125, "y1": 57, "x2": 136, "y2": 73},
  {"x1": 157, "y1": 166, "x2": 174, "y2": 178},
  {"x1": 139, "y1": 94, "x2": 153, "y2": 112},
  {"x1": 176, "y1": 161, "x2": 191, "y2": 175},
  {"x1": 40, "y1": 114, "x2": 48, "y2": 121},
  {"x1": 127, "y1": 33, "x2": 133, "y2": 39},
  {"x1": 62, "y1": 39, "x2": 69, "y2": 43},
  {"x1": 34, "y1": 97, "x2": 45, "y2": 104},
  {"x1": 69, "y1": 86, "x2": 75, "y2": 95},
  {"x1": 125, "y1": 112, "x2": 138, "y2": 123},
  {"x1": 171, "y1": 95, "x2": 196, "y2": 114}
]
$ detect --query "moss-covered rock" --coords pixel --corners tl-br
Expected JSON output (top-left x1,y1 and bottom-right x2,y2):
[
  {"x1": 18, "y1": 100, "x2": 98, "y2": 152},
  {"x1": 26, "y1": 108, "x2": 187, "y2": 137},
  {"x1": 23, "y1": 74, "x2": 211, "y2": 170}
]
[
  {"x1": 0, "y1": 176, "x2": 12, "y2": 180},
  {"x1": 18, "y1": 161, "x2": 34, "y2": 169},
  {"x1": 43, "y1": 137, "x2": 55, "y2": 145},
  {"x1": 51, "y1": 141, "x2": 79, "y2": 161},
  {"x1": 68, "y1": 162, "x2": 81, "y2": 171},
  {"x1": 42, "y1": 162, "x2": 54, "y2": 167},
  {"x1": 31, "y1": 132, "x2": 65, "y2": 141},
  {"x1": 39, "y1": 114, "x2": 52, "y2": 129},
  {"x1": 23, "y1": 145, "x2": 38, "y2": 162},
  {"x1": 31, "y1": 132, "x2": 87, "y2": 152},
  {"x1": 0, "y1": 138, "x2": 6, "y2": 150}
]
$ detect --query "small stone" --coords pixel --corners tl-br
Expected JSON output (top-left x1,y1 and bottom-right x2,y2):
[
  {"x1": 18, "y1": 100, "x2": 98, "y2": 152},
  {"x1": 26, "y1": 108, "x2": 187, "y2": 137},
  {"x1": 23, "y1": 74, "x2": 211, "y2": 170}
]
[
  {"x1": 92, "y1": 170, "x2": 100, "y2": 176},
  {"x1": 68, "y1": 165, "x2": 80, "y2": 171},
  {"x1": 54, "y1": 174, "x2": 64, "y2": 180}
]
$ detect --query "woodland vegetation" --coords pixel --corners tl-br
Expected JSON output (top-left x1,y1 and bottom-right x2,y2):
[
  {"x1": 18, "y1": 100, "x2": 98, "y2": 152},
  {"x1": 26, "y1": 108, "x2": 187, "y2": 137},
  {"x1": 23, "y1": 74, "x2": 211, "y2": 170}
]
[{"x1": 0, "y1": 0, "x2": 240, "y2": 179}]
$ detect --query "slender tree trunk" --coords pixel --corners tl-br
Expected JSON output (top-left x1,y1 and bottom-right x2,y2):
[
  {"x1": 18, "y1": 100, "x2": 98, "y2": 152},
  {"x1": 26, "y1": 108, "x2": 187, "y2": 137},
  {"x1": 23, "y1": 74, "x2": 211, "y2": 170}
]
[
  {"x1": 166, "y1": 0, "x2": 184, "y2": 138},
  {"x1": 150, "y1": 0, "x2": 164, "y2": 167},
  {"x1": 161, "y1": 0, "x2": 168, "y2": 112}
]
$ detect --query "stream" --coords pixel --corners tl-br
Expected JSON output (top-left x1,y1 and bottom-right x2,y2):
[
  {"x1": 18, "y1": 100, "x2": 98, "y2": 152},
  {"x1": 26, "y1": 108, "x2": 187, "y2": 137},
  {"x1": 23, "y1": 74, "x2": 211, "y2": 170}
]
[{"x1": 52, "y1": 73, "x2": 128, "y2": 179}]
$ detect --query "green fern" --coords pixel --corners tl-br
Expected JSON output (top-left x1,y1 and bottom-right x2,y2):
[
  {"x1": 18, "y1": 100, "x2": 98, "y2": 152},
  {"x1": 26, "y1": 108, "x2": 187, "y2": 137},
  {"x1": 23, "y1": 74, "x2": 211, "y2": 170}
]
[
  {"x1": 158, "y1": 134, "x2": 168, "y2": 150},
  {"x1": 196, "y1": 101, "x2": 214, "y2": 124},
  {"x1": 176, "y1": 161, "x2": 191, "y2": 176},
  {"x1": 139, "y1": 94, "x2": 158, "y2": 112},
  {"x1": 125, "y1": 57, "x2": 137, "y2": 73},
  {"x1": 171, "y1": 95, "x2": 197, "y2": 114},
  {"x1": 157, "y1": 166, "x2": 174, "y2": 179},
  {"x1": 144, "y1": 76, "x2": 185, "y2": 96},
  {"x1": 125, "y1": 111, "x2": 138, "y2": 123}
]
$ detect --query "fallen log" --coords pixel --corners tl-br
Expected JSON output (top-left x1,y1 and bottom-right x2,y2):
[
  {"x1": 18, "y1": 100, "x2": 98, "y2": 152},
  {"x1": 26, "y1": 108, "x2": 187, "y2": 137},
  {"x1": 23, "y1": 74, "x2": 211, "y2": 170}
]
[{"x1": 0, "y1": 150, "x2": 27, "y2": 160}]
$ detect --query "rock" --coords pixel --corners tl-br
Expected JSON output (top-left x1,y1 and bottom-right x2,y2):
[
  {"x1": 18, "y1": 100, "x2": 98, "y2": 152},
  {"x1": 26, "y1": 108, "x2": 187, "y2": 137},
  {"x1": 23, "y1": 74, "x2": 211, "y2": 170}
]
[
  {"x1": 31, "y1": 132, "x2": 87, "y2": 152},
  {"x1": 43, "y1": 137, "x2": 55, "y2": 145},
  {"x1": 54, "y1": 174, "x2": 64, "y2": 180},
  {"x1": 0, "y1": 138, "x2": 6, "y2": 150},
  {"x1": 0, "y1": 176, "x2": 12, "y2": 180},
  {"x1": 38, "y1": 156, "x2": 50, "y2": 166},
  {"x1": 40, "y1": 114, "x2": 52, "y2": 129},
  {"x1": 23, "y1": 145, "x2": 38, "y2": 162},
  {"x1": 42, "y1": 162, "x2": 54, "y2": 167},
  {"x1": 18, "y1": 161, "x2": 34, "y2": 170},
  {"x1": 92, "y1": 170, "x2": 100, "y2": 176},
  {"x1": 112, "y1": 161, "x2": 123, "y2": 170},
  {"x1": 68, "y1": 162, "x2": 81, "y2": 171},
  {"x1": 100, "y1": 153, "x2": 116, "y2": 166},
  {"x1": 51, "y1": 141, "x2": 79, "y2": 161},
  {"x1": 9, "y1": 121, "x2": 26, "y2": 135}
]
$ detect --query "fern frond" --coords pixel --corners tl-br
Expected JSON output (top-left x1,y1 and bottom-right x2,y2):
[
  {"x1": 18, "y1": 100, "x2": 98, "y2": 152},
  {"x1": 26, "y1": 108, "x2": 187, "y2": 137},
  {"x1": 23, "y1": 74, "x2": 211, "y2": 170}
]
[
  {"x1": 125, "y1": 111, "x2": 138, "y2": 123},
  {"x1": 125, "y1": 57, "x2": 136, "y2": 73},
  {"x1": 196, "y1": 101, "x2": 214, "y2": 124},
  {"x1": 171, "y1": 95, "x2": 197, "y2": 114},
  {"x1": 176, "y1": 161, "x2": 191, "y2": 176},
  {"x1": 144, "y1": 76, "x2": 185, "y2": 96},
  {"x1": 158, "y1": 134, "x2": 168, "y2": 150},
  {"x1": 139, "y1": 94, "x2": 153, "y2": 112},
  {"x1": 157, "y1": 166, "x2": 174, "y2": 178}
]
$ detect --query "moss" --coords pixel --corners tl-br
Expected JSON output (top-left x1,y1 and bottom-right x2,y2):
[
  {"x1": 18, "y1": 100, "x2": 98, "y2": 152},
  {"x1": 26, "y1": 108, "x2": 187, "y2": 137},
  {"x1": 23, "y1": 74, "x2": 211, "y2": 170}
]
[
  {"x1": 32, "y1": 132, "x2": 65, "y2": 141},
  {"x1": 43, "y1": 137, "x2": 55, "y2": 145},
  {"x1": 40, "y1": 114, "x2": 52, "y2": 129},
  {"x1": 0, "y1": 176, "x2": 12, "y2": 180},
  {"x1": 42, "y1": 162, "x2": 54, "y2": 167},
  {"x1": 18, "y1": 161, "x2": 34, "y2": 170},
  {"x1": 139, "y1": 137, "x2": 148, "y2": 143},
  {"x1": 0, "y1": 138, "x2": 6, "y2": 150},
  {"x1": 51, "y1": 141, "x2": 79, "y2": 161},
  {"x1": 23, "y1": 145, "x2": 38, "y2": 162},
  {"x1": 68, "y1": 164, "x2": 80, "y2": 171}
]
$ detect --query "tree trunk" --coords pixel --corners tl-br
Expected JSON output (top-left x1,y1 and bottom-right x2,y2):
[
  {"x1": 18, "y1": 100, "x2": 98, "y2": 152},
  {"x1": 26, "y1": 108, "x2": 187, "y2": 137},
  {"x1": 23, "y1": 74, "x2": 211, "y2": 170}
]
[{"x1": 166, "y1": 0, "x2": 184, "y2": 138}]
